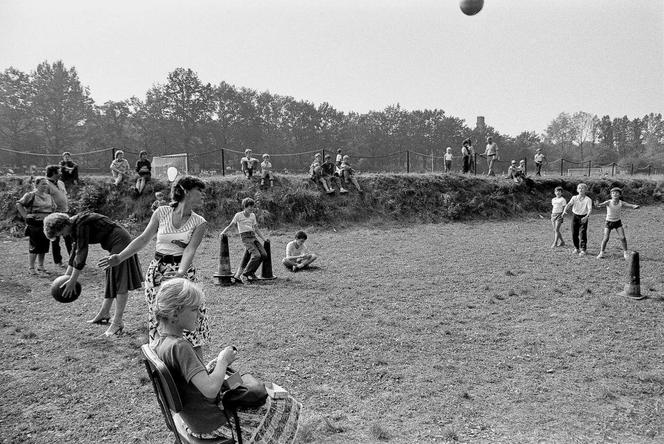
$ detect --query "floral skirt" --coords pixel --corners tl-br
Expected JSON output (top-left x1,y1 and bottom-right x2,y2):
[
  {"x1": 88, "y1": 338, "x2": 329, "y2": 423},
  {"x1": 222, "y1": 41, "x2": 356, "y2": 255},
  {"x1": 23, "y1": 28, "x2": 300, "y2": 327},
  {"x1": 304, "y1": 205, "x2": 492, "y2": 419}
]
[{"x1": 144, "y1": 258, "x2": 210, "y2": 348}]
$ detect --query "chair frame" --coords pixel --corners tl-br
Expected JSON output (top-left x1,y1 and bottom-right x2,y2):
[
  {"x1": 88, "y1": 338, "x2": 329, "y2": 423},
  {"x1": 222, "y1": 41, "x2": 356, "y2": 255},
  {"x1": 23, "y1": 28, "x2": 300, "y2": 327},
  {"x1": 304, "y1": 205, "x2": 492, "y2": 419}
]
[{"x1": 141, "y1": 344, "x2": 235, "y2": 444}]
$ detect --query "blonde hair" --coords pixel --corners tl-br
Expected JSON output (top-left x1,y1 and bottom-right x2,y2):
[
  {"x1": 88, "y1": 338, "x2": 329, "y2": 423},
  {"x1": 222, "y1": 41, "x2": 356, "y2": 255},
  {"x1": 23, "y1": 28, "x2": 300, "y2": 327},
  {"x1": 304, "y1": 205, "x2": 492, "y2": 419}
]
[
  {"x1": 43, "y1": 212, "x2": 72, "y2": 241},
  {"x1": 577, "y1": 183, "x2": 588, "y2": 192},
  {"x1": 154, "y1": 278, "x2": 204, "y2": 325}
]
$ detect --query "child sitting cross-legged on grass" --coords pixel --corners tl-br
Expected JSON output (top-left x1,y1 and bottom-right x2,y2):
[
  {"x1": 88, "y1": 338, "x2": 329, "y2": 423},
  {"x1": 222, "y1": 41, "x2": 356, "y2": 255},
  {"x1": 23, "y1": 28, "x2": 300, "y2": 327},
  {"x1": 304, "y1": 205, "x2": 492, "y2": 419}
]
[
  {"x1": 282, "y1": 231, "x2": 318, "y2": 272},
  {"x1": 595, "y1": 187, "x2": 639, "y2": 260}
]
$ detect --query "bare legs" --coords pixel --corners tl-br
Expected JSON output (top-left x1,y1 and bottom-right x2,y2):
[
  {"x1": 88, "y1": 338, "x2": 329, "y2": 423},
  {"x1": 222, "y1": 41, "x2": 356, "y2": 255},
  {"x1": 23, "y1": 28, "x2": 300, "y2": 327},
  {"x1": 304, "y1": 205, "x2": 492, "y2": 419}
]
[{"x1": 90, "y1": 293, "x2": 128, "y2": 336}]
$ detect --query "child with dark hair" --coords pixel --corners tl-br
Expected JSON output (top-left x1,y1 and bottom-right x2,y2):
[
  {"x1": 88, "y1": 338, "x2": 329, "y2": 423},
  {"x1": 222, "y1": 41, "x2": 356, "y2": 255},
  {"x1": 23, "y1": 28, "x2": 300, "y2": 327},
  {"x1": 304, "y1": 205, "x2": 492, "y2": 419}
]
[
  {"x1": 135, "y1": 150, "x2": 152, "y2": 195},
  {"x1": 282, "y1": 231, "x2": 318, "y2": 272},
  {"x1": 595, "y1": 187, "x2": 639, "y2": 259},
  {"x1": 59, "y1": 152, "x2": 79, "y2": 190},
  {"x1": 220, "y1": 198, "x2": 269, "y2": 284},
  {"x1": 240, "y1": 149, "x2": 259, "y2": 179},
  {"x1": 321, "y1": 154, "x2": 347, "y2": 193},
  {"x1": 562, "y1": 183, "x2": 593, "y2": 256},
  {"x1": 461, "y1": 140, "x2": 471, "y2": 174}
]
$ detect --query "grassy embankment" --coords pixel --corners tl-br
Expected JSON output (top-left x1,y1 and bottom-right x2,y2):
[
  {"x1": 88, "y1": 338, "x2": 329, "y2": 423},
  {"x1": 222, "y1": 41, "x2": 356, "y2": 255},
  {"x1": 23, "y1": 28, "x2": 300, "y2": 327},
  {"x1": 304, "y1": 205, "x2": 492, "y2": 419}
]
[{"x1": 0, "y1": 173, "x2": 662, "y2": 231}]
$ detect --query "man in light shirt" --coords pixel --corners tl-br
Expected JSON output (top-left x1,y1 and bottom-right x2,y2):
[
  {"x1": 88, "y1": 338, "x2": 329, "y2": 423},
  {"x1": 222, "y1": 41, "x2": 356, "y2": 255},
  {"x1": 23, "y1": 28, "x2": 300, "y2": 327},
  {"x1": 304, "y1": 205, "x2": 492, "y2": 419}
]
[{"x1": 282, "y1": 231, "x2": 318, "y2": 272}]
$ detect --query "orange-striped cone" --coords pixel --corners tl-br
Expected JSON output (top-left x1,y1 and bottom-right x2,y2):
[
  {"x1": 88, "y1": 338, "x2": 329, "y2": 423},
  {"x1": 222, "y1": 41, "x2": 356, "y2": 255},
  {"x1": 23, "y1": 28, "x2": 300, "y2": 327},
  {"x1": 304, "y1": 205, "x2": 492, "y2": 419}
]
[
  {"x1": 213, "y1": 234, "x2": 234, "y2": 286},
  {"x1": 618, "y1": 251, "x2": 644, "y2": 300}
]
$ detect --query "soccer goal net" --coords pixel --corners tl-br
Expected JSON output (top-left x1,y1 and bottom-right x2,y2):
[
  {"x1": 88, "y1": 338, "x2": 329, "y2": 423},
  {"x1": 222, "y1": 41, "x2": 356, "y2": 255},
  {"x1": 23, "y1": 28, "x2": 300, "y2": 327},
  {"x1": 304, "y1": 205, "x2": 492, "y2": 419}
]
[{"x1": 152, "y1": 153, "x2": 189, "y2": 179}]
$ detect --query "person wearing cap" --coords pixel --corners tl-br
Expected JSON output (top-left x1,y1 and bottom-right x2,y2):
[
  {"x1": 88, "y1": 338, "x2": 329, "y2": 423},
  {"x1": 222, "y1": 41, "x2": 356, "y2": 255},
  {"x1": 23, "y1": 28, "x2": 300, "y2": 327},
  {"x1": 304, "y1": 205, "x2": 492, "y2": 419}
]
[
  {"x1": 240, "y1": 149, "x2": 259, "y2": 179},
  {"x1": 444, "y1": 147, "x2": 453, "y2": 173},
  {"x1": 260, "y1": 153, "x2": 274, "y2": 187},
  {"x1": 339, "y1": 154, "x2": 362, "y2": 192},
  {"x1": 534, "y1": 148, "x2": 546, "y2": 176},
  {"x1": 595, "y1": 187, "x2": 640, "y2": 259},
  {"x1": 310, "y1": 153, "x2": 334, "y2": 194},
  {"x1": 321, "y1": 153, "x2": 347, "y2": 193}
]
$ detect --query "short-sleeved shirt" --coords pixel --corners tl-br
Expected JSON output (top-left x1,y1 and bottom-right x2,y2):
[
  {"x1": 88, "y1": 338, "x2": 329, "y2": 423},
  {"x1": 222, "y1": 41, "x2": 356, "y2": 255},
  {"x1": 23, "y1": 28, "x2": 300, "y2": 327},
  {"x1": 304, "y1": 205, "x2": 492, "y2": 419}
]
[
  {"x1": 154, "y1": 206, "x2": 206, "y2": 255},
  {"x1": 285, "y1": 240, "x2": 308, "y2": 258},
  {"x1": 569, "y1": 195, "x2": 593, "y2": 216},
  {"x1": 485, "y1": 142, "x2": 498, "y2": 156},
  {"x1": 18, "y1": 191, "x2": 55, "y2": 219},
  {"x1": 231, "y1": 211, "x2": 256, "y2": 234},
  {"x1": 153, "y1": 335, "x2": 226, "y2": 434},
  {"x1": 59, "y1": 160, "x2": 78, "y2": 181},
  {"x1": 444, "y1": 153, "x2": 453, "y2": 161},
  {"x1": 68, "y1": 212, "x2": 122, "y2": 270},
  {"x1": 534, "y1": 153, "x2": 545, "y2": 163},
  {"x1": 46, "y1": 178, "x2": 68, "y2": 212},
  {"x1": 110, "y1": 158, "x2": 130, "y2": 175},
  {"x1": 551, "y1": 196, "x2": 567, "y2": 214},
  {"x1": 261, "y1": 160, "x2": 272, "y2": 171},
  {"x1": 320, "y1": 161, "x2": 336, "y2": 176},
  {"x1": 136, "y1": 159, "x2": 152, "y2": 177},
  {"x1": 241, "y1": 157, "x2": 257, "y2": 170}
]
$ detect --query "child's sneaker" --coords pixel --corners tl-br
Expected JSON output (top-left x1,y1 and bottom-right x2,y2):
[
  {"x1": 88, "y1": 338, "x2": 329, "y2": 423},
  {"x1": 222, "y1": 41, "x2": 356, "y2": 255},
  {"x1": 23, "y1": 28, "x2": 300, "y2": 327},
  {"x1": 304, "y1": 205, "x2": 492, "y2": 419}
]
[
  {"x1": 623, "y1": 251, "x2": 630, "y2": 260},
  {"x1": 572, "y1": 248, "x2": 579, "y2": 254},
  {"x1": 579, "y1": 250, "x2": 586, "y2": 257},
  {"x1": 339, "y1": 188, "x2": 349, "y2": 194},
  {"x1": 596, "y1": 251, "x2": 605, "y2": 259},
  {"x1": 240, "y1": 274, "x2": 250, "y2": 284},
  {"x1": 291, "y1": 265, "x2": 298, "y2": 273}
]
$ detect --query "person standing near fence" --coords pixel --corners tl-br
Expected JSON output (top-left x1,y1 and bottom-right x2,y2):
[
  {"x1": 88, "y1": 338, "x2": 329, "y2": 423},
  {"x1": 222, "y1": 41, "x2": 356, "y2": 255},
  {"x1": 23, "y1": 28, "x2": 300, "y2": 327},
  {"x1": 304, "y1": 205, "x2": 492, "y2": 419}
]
[
  {"x1": 461, "y1": 140, "x2": 471, "y2": 173},
  {"x1": 45, "y1": 165, "x2": 71, "y2": 268},
  {"x1": 444, "y1": 147, "x2": 453, "y2": 173},
  {"x1": 562, "y1": 183, "x2": 593, "y2": 256},
  {"x1": 241, "y1": 149, "x2": 259, "y2": 179},
  {"x1": 534, "y1": 148, "x2": 546, "y2": 176},
  {"x1": 16, "y1": 177, "x2": 56, "y2": 274},
  {"x1": 59, "y1": 152, "x2": 79, "y2": 190},
  {"x1": 484, "y1": 137, "x2": 498, "y2": 176}
]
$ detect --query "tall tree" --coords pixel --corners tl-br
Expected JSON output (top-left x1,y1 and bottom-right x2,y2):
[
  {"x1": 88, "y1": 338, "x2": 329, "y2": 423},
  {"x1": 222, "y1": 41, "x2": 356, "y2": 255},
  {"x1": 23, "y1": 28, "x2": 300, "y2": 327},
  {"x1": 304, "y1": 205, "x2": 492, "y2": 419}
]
[
  {"x1": 0, "y1": 67, "x2": 38, "y2": 156},
  {"x1": 31, "y1": 60, "x2": 94, "y2": 153},
  {"x1": 545, "y1": 112, "x2": 575, "y2": 158}
]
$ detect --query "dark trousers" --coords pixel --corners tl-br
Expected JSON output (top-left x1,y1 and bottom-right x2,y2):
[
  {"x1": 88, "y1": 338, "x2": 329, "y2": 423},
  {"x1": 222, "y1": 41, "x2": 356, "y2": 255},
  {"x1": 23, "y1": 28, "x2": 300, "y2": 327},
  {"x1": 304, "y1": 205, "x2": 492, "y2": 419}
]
[
  {"x1": 572, "y1": 214, "x2": 588, "y2": 250},
  {"x1": 535, "y1": 162, "x2": 543, "y2": 176},
  {"x1": 52, "y1": 235, "x2": 73, "y2": 265},
  {"x1": 240, "y1": 233, "x2": 267, "y2": 276},
  {"x1": 462, "y1": 156, "x2": 470, "y2": 173}
]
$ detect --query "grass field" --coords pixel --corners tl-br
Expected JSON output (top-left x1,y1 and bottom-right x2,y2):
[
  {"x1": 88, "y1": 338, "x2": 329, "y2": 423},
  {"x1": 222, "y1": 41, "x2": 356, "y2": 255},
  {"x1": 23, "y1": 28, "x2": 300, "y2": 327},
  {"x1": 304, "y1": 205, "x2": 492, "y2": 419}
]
[{"x1": 1, "y1": 205, "x2": 663, "y2": 443}]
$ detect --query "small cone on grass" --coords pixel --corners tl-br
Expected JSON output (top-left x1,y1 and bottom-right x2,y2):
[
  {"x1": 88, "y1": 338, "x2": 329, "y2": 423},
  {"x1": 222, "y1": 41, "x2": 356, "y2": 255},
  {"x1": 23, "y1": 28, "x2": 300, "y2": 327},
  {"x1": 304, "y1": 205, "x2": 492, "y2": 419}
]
[
  {"x1": 618, "y1": 251, "x2": 645, "y2": 300},
  {"x1": 213, "y1": 234, "x2": 234, "y2": 286}
]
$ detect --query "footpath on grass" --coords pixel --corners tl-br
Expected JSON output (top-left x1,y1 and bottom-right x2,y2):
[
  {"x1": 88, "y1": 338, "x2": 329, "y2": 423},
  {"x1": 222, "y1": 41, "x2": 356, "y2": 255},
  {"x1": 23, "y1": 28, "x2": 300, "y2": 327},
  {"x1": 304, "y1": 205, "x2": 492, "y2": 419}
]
[{"x1": 1, "y1": 173, "x2": 662, "y2": 232}]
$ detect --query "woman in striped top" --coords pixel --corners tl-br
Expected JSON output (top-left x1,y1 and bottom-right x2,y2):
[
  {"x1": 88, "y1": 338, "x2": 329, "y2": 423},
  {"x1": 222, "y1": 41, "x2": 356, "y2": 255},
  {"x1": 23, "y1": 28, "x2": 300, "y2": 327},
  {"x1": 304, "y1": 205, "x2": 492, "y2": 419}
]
[{"x1": 99, "y1": 176, "x2": 210, "y2": 354}]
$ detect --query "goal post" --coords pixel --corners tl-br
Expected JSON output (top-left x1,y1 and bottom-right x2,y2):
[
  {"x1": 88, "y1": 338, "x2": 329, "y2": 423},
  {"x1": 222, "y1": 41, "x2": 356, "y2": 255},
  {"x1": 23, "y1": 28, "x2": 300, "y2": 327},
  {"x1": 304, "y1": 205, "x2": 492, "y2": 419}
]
[{"x1": 152, "y1": 153, "x2": 189, "y2": 179}]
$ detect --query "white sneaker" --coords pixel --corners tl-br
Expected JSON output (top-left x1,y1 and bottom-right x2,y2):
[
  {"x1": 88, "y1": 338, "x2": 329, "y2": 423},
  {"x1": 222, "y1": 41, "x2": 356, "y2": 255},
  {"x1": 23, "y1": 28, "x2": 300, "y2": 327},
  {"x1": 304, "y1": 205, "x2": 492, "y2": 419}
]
[
  {"x1": 596, "y1": 251, "x2": 605, "y2": 259},
  {"x1": 579, "y1": 250, "x2": 586, "y2": 257},
  {"x1": 623, "y1": 251, "x2": 630, "y2": 260},
  {"x1": 572, "y1": 248, "x2": 579, "y2": 254}
]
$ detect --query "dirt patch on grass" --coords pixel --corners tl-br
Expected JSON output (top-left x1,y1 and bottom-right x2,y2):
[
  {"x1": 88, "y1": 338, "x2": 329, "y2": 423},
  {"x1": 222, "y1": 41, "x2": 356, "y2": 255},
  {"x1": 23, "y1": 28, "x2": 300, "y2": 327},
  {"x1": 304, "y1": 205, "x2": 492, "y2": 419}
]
[{"x1": 0, "y1": 206, "x2": 663, "y2": 442}]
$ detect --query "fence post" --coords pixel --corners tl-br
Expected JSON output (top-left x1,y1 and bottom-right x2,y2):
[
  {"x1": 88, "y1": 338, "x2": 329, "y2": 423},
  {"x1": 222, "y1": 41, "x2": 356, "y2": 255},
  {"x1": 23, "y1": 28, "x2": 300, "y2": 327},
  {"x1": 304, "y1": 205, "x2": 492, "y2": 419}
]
[
  {"x1": 473, "y1": 153, "x2": 477, "y2": 175},
  {"x1": 648, "y1": 165, "x2": 652, "y2": 176},
  {"x1": 322, "y1": 149, "x2": 325, "y2": 161},
  {"x1": 611, "y1": 163, "x2": 615, "y2": 176},
  {"x1": 523, "y1": 157, "x2": 527, "y2": 176},
  {"x1": 221, "y1": 148, "x2": 225, "y2": 176},
  {"x1": 560, "y1": 159, "x2": 564, "y2": 176},
  {"x1": 431, "y1": 149, "x2": 434, "y2": 173},
  {"x1": 406, "y1": 150, "x2": 410, "y2": 173},
  {"x1": 587, "y1": 160, "x2": 591, "y2": 177},
  {"x1": 631, "y1": 163, "x2": 634, "y2": 175},
  {"x1": 111, "y1": 147, "x2": 116, "y2": 163}
]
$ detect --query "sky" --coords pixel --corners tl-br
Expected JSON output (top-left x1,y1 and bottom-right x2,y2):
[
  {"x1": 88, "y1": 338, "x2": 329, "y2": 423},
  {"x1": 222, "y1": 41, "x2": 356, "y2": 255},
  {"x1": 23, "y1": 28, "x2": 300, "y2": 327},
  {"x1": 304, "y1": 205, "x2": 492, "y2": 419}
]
[{"x1": 1, "y1": 0, "x2": 662, "y2": 137}]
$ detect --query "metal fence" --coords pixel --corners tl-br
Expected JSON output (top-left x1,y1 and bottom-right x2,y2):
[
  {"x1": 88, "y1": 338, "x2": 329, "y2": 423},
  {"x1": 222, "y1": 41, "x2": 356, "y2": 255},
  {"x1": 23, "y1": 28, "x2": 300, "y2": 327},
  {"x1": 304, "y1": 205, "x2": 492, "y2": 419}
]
[{"x1": 0, "y1": 146, "x2": 661, "y2": 177}]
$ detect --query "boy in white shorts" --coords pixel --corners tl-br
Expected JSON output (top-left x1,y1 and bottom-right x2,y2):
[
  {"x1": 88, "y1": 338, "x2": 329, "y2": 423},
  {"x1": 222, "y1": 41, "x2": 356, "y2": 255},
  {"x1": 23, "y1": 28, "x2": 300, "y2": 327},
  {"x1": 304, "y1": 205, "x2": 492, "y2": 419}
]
[{"x1": 595, "y1": 187, "x2": 639, "y2": 259}]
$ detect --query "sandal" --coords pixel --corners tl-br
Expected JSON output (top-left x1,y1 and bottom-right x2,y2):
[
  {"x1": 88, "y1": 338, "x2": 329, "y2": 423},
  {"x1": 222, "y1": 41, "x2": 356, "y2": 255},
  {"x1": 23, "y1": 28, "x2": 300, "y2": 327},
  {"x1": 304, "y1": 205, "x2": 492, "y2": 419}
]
[
  {"x1": 87, "y1": 316, "x2": 111, "y2": 325},
  {"x1": 104, "y1": 323, "x2": 124, "y2": 337}
]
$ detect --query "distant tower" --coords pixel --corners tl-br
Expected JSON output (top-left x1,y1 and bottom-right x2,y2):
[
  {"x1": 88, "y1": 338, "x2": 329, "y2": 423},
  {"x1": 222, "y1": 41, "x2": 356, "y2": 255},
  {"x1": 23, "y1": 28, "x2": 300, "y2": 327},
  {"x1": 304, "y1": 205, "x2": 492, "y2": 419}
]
[{"x1": 476, "y1": 116, "x2": 486, "y2": 130}]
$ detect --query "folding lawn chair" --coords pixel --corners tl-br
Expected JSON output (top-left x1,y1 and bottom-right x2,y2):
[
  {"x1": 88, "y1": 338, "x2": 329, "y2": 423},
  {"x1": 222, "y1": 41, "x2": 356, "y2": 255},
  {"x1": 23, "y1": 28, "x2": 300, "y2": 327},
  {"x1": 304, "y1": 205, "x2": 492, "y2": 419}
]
[{"x1": 141, "y1": 344, "x2": 235, "y2": 444}]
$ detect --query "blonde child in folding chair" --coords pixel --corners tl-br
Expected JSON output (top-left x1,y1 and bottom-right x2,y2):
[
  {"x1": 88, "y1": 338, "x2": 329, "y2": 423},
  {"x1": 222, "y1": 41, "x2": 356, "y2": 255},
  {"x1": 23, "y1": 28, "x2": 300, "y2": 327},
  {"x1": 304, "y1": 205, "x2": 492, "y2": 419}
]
[{"x1": 152, "y1": 278, "x2": 302, "y2": 443}]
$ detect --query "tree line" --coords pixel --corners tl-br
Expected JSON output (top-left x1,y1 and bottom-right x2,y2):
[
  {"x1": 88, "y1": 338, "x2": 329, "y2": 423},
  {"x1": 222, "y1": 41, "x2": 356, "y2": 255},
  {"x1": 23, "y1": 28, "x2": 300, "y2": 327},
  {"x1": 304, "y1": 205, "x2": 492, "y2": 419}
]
[{"x1": 1, "y1": 60, "x2": 662, "y2": 174}]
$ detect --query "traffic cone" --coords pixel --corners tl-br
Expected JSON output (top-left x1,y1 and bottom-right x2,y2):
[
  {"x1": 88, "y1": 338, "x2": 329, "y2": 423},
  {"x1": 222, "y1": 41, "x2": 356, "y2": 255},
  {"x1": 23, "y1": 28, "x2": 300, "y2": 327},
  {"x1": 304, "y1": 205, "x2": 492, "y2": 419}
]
[
  {"x1": 618, "y1": 251, "x2": 644, "y2": 300},
  {"x1": 213, "y1": 234, "x2": 234, "y2": 286},
  {"x1": 259, "y1": 239, "x2": 277, "y2": 280}
]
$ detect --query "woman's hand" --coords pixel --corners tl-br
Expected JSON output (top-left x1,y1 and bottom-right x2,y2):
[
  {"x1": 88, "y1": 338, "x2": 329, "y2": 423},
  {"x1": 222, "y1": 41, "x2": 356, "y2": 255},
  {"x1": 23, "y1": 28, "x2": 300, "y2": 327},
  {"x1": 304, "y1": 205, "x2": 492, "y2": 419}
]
[
  {"x1": 97, "y1": 254, "x2": 121, "y2": 270},
  {"x1": 217, "y1": 346, "x2": 238, "y2": 366},
  {"x1": 61, "y1": 277, "x2": 78, "y2": 297},
  {"x1": 161, "y1": 269, "x2": 185, "y2": 280}
]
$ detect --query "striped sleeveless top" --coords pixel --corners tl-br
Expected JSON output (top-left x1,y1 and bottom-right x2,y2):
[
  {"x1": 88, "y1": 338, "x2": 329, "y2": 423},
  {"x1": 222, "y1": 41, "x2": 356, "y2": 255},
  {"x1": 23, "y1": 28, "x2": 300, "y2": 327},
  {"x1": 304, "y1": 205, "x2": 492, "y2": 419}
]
[{"x1": 154, "y1": 205, "x2": 206, "y2": 255}]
